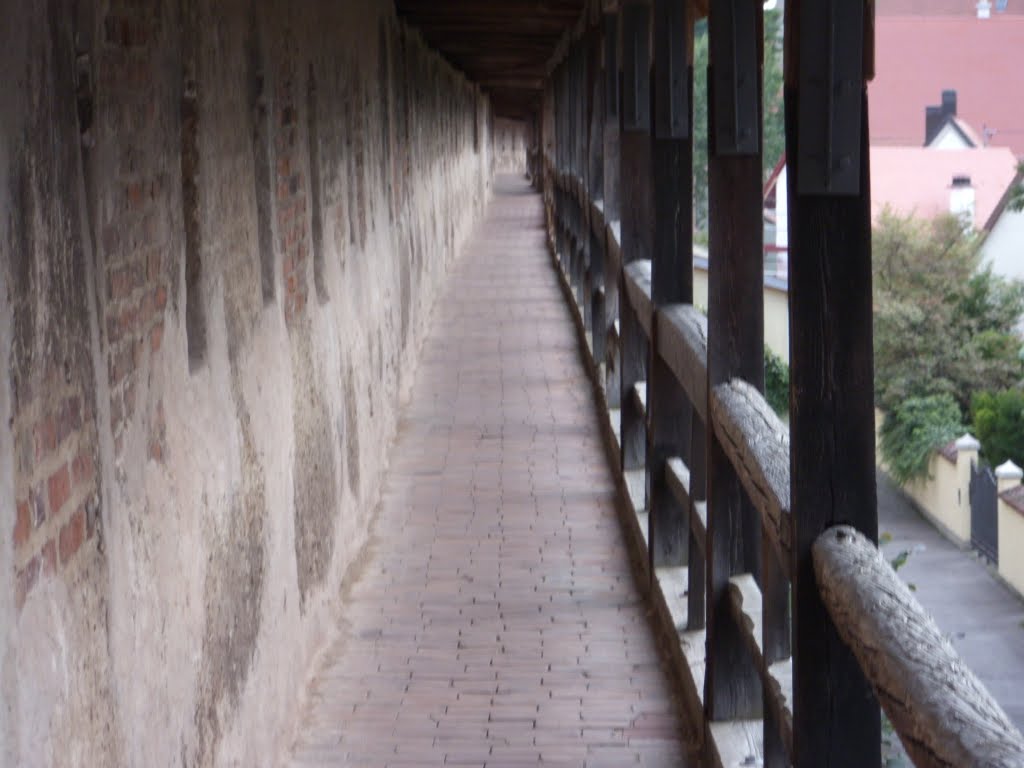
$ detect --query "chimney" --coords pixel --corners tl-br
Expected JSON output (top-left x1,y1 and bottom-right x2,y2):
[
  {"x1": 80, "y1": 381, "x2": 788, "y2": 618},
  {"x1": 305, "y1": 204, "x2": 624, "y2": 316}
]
[
  {"x1": 950, "y1": 175, "x2": 976, "y2": 229},
  {"x1": 942, "y1": 90, "x2": 957, "y2": 118},
  {"x1": 978, "y1": 0, "x2": 992, "y2": 18},
  {"x1": 925, "y1": 90, "x2": 958, "y2": 145}
]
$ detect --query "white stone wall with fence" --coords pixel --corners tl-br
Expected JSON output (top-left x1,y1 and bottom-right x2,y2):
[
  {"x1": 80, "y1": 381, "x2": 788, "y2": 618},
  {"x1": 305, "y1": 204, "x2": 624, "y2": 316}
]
[{"x1": 884, "y1": 425, "x2": 1024, "y2": 599}]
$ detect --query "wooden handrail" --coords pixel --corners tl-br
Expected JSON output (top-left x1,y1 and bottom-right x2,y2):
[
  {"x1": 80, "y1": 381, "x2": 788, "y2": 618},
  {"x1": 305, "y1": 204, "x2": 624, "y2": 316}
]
[
  {"x1": 814, "y1": 526, "x2": 1024, "y2": 768},
  {"x1": 623, "y1": 259, "x2": 654, "y2": 337},
  {"x1": 710, "y1": 379, "x2": 791, "y2": 571},
  {"x1": 656, "y1": 305, "x2": 707, "y2": 423}
]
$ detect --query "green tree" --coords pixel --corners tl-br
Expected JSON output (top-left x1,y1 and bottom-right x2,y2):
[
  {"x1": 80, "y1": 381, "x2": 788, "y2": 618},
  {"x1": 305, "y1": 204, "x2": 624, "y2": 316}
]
[
  {"x1": 1010, "y1": 161, "x2": 1024, "y2": 213},
  {"x1": 761, "y1": 10, "x2": 785, "y2": 180},
  {"x1": 873, "y1": 209, "x2": 1024, "y2": 416},
  {"x1": 971, "y1": 389, "x2": 1024, "y2": 467}
]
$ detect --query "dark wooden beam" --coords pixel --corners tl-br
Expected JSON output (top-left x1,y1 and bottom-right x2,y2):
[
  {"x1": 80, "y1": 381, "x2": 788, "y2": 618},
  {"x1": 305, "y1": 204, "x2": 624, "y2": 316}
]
[
  {"x1": 704, "y1": 0, "x2": 764, "y2": 725},
  {"x1": 785, "y1": 1, "x2": 880, "y2": 765},
  {"x1": 619, "y1": 0, "x2": 653, "y2": 478},
  {"x1": 602, "y1": 11, "x2": 622, "y2": 405},
  {"x1": 647, "y1": 0, "x2": 694, "y2": 570}
]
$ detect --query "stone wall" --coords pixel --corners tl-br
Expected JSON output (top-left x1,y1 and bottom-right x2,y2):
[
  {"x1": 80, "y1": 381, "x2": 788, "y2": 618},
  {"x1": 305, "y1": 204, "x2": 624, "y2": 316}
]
[{"x1": 0, "y1": 1, "x2": 492, "y2": 765}]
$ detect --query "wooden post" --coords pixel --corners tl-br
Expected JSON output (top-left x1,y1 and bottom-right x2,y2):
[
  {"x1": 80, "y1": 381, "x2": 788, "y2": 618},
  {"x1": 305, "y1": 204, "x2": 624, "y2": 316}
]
[
  {"x1": 785, "y1": 1, "x2": 880, "y2": 765},
  {"x1": 647, "y1": 0, "x2": 694, "y2": 569},
  {"x1": 559, "y1": 63, "x2": 571, "y2": 276},
  {"x1": 619, "y1": 0, "x2": 653, "y2": 477},
  {"x1": 705, "y1": 0, "x2": 764, "y2": 724},
  {"x1": 603, "y1": 11, "x2": 622, "y2": 407},
  {"x1": 571, "y1": 44, "x2": 586, "y2": 313},
  {"x1": 687, "y1": 413, "x2": 706, "y2": 630},
  {"x1": 587, "y1": 24, "x2": 605, "y2": 356}
]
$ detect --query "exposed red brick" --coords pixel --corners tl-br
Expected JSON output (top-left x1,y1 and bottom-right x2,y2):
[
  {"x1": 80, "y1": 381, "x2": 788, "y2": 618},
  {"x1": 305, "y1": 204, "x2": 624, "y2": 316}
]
[
  {"x1": 72, "y1": 450, "x2": 95, "y2": 489},
  {"x1": 149, "y1": 438, "x2": 163, "y2": 462},
  {"x1": 147, "y1": 249, "x2": 162, "y2": 280},
  {"x1": 154, "y1": 285, "x2": 168, "y2": 310},
  {"x1": 34, "y1": 416, "x2": 57, "y2": 461},
  {"x1": 56, "y1": 396, "x2": 82, "y2": 444},
  {"x1": 126, "y1": 181, "x2": 145, "y2": 207},
  {"x1": 140, "y1": 289, "x2": 155, "y2": 322},
  {"x1": 13, "y1": 499, "x2": 31, "y2": 548},
  {"x1": 109, "y1": 266, "x2": 132, "y2": 299},
  {"x1": 58, "y1": 507, "x2": 87, "y2": 565},
  {"x1": 150, "y1": 322, "x2": 164, "y2": 353},
  {"x1": 47, "y1": 463, "x2": 71, "y2": 516}
]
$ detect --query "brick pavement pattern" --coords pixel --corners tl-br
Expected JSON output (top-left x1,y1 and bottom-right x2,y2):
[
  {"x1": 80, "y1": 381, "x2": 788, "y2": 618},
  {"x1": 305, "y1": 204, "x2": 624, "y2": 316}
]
[{"x1": 286, "y1": 175, "x2": 692, "y2": 767}]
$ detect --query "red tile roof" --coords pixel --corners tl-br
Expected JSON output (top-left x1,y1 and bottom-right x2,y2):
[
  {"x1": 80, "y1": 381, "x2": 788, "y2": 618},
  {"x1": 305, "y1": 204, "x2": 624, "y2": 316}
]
[
  {"x1": 877, "y1": 0, "x2": 1024, "y2": 14},
  {"x1": 871, "y1": 145, "x2": 1019, "y2": 229},
  {"x1": 869, "y1": 16, "x2": 1024, "y2": 156},
  {"x1": 1002, "y1": 484, "x2": 1024, "y2": 515}
]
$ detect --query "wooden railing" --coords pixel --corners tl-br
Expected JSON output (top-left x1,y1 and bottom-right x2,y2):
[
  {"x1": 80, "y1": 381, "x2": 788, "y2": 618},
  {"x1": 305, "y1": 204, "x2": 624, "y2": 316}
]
[
  {"x1": 538, "y1": 2, "x2": 1024, "y2": 765},
  {"x1": 542, "y1": 156, "x2": 1024, "y2": 767}
]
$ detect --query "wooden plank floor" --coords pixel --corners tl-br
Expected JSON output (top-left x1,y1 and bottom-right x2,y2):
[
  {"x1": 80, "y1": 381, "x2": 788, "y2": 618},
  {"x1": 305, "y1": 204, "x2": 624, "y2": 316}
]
[{"x1": 285, "y1": 175, "x2": 692, "y2": 767}]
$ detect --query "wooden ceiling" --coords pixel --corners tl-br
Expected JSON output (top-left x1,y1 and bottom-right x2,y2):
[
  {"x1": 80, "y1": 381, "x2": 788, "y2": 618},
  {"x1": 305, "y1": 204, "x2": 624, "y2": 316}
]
[{"x1": 395, "y1": 0, "x2": 587, "y2": 119}]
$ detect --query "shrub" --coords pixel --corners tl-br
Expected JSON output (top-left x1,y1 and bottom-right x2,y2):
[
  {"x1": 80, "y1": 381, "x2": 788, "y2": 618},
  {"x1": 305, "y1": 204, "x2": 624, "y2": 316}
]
[
  {"x1": 971, "y1": 389, "x2": 1024, "y2": 467},
  {"x1": 879, "y1": 394, "x2": 963, "y2": 484}
]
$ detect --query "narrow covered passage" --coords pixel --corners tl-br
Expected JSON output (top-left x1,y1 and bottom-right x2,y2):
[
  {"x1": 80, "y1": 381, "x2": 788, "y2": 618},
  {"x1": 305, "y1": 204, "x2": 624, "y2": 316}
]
[{"x1": 286, "y1": 176, "x2": 692, "y2": 767}]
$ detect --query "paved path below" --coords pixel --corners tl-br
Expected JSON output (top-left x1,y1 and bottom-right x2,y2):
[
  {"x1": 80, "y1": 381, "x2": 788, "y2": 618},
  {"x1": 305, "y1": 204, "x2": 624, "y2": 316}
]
[
  {"x1": 284, "y1": 176, "x2": 692, "y2": 767},
  {"x1": 878, "y1": 470, "x2": 1024, "y2": 728}
]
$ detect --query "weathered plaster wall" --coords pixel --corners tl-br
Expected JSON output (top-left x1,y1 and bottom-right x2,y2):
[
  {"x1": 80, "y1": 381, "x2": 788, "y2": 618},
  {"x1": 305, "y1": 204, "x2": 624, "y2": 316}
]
[
  {"x1": 0, "y1": 1, "x2": 492, "y2": 765},
  {"x1": 692, "y1": 262, "x2": 790, "y2": 364},
  {"x1": 493, "y1": 118, "x2": 528, "y2": 174}
]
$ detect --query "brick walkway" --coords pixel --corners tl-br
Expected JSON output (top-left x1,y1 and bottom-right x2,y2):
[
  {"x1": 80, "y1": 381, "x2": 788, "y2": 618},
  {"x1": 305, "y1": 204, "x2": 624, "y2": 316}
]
[{"x1": 285, "y1": 176, "x2": 692, "y2": 767}]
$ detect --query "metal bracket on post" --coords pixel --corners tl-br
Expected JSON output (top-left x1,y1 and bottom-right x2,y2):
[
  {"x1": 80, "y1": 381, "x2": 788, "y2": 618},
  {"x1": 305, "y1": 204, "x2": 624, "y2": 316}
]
[
  {"x1": 710, "y1": 0, "x2": 758, "y2": 155},
  {"x1": 655, "y1": 0, "x2": 689, "y2": 139},
  {"x1": 797, "y1": 0, "x2": 864, "y2": 196},
  {"x1": 622, "y1": 2, "x2": 650, "y2": 133},
  {"x1": 605, "y1": 12, "x2": 619, "y2": 119}
]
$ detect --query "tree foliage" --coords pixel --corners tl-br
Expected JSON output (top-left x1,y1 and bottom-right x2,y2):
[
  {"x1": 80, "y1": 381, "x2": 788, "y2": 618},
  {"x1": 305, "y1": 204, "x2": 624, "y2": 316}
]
[
  {"x1": 879, "y1": 395, "x2": 964, "y2": 484},
  {"x1": 874, "y1": 209, "x2": 1024, "y2": 476},
  {"x1": 971, "y1": 389, "x2": 1024, "y2": 467},
  {"x1": 873, "y1": 209, "x2": 1024, "y2": 417},
  {"x1": 764, "y1": 347, "x2": 789, "y2": 416},
  {"x1": 1010, "y1": 161, "x2": 1024, "y2": 213}
]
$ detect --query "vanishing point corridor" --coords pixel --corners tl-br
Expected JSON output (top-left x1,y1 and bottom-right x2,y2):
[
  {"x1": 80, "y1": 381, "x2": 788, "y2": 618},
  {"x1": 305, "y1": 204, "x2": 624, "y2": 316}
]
[{"x1": 285, "y1": 177, "x2": 692, "y2": 767}]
